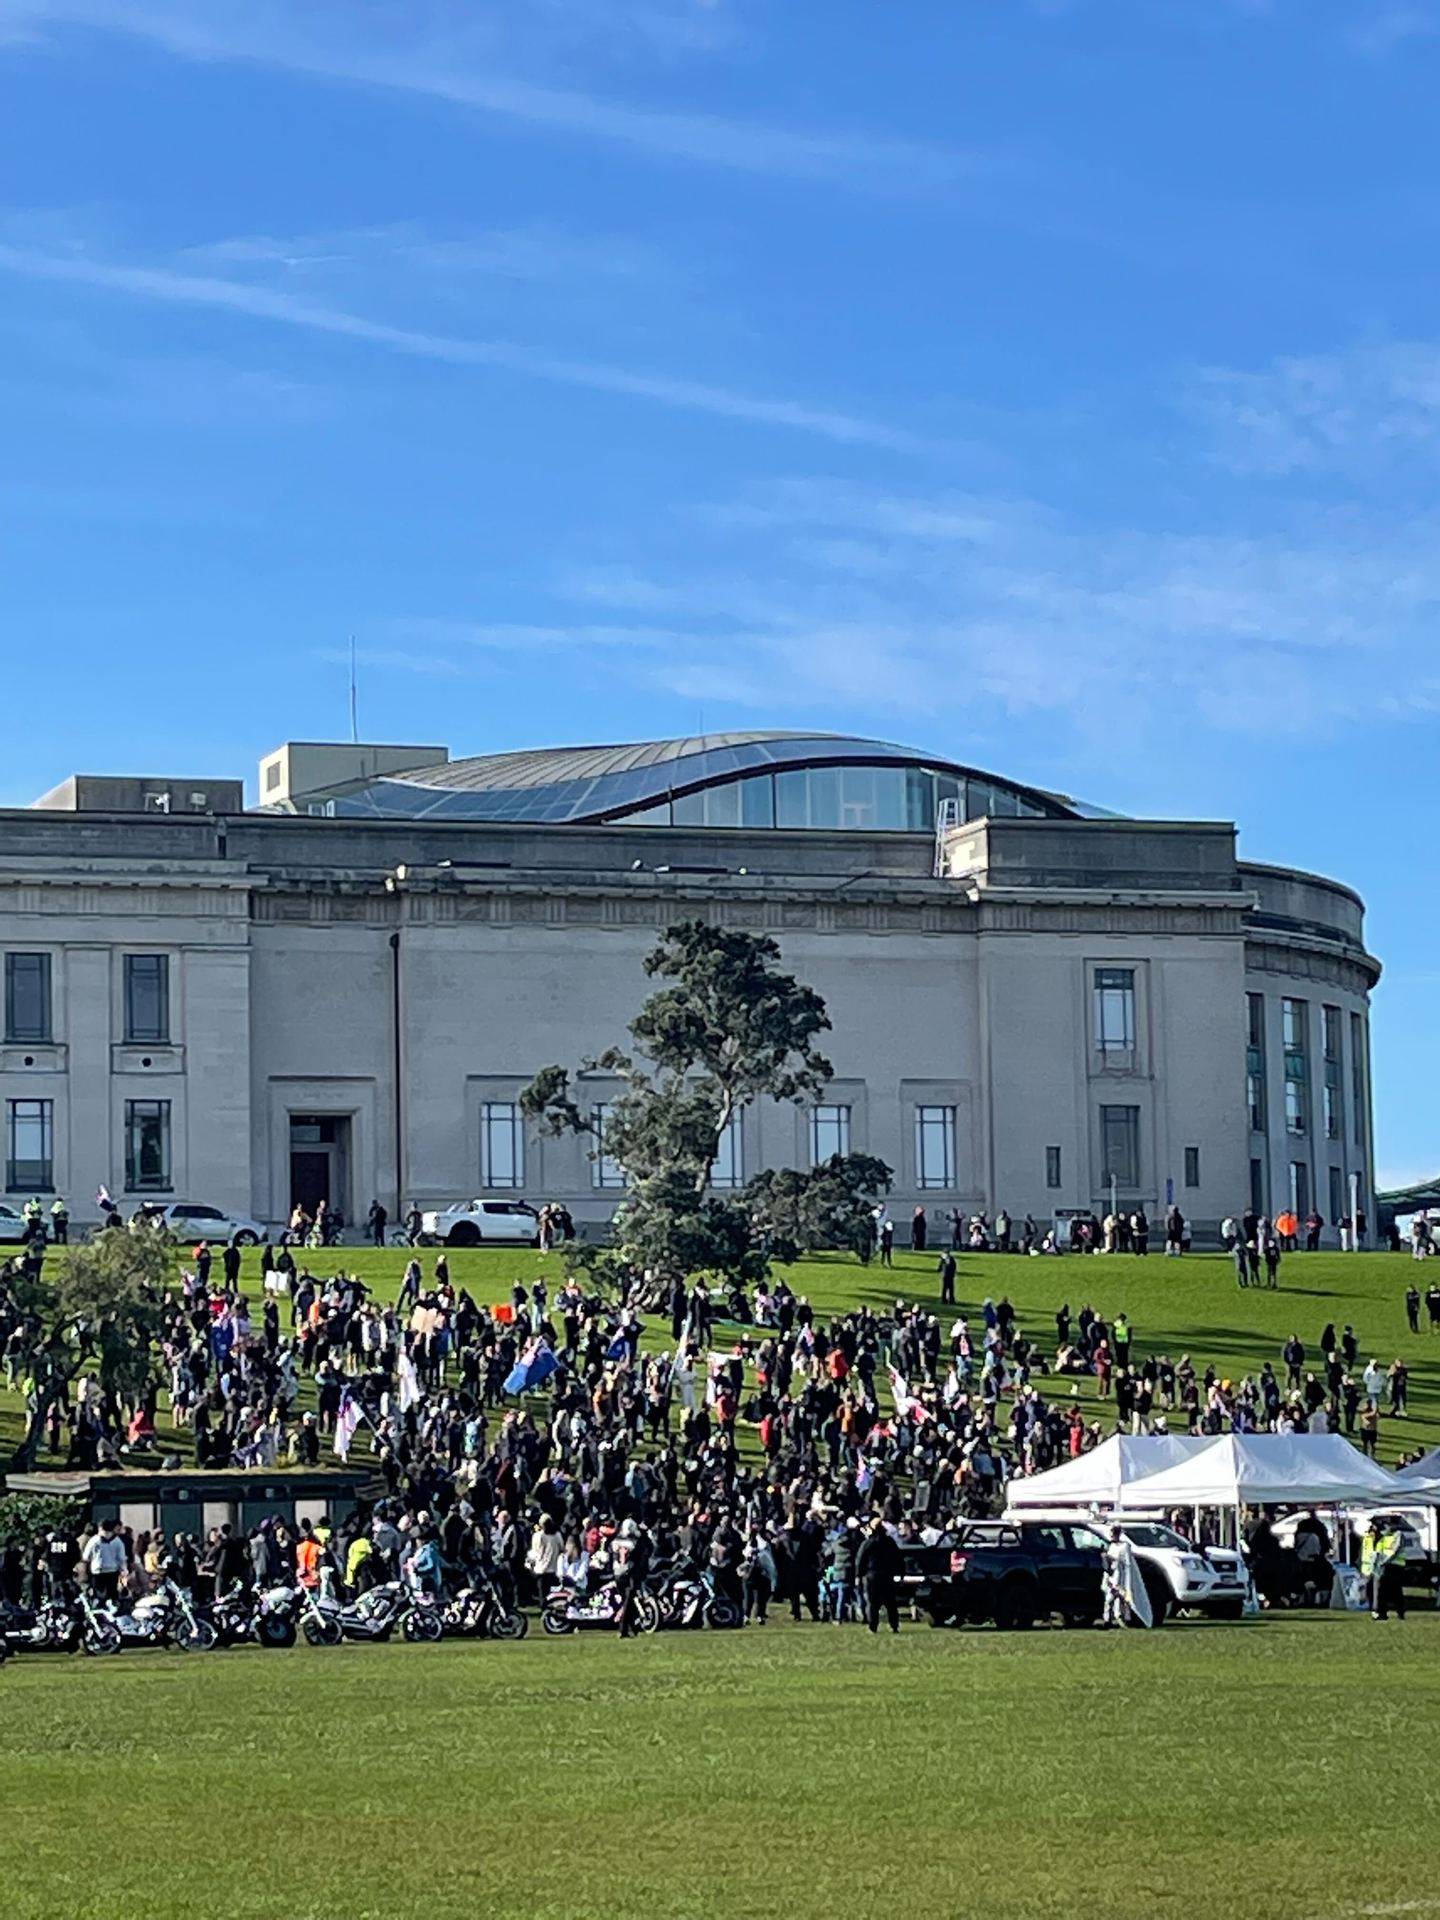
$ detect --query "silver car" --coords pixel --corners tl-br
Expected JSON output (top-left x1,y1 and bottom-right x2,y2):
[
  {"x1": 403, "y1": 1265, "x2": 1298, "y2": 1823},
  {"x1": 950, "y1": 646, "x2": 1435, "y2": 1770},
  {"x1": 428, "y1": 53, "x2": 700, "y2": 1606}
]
[{"x1": 157, "y1": 1202, "x2": 266, "y2": 1246}]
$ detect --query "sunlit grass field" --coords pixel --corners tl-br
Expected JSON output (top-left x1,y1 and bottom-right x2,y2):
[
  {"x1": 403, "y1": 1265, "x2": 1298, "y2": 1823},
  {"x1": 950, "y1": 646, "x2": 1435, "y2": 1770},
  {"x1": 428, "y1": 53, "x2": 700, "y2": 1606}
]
[{"x1": 2, "y1": 1614, "x2": 1438, "y2": 1920}]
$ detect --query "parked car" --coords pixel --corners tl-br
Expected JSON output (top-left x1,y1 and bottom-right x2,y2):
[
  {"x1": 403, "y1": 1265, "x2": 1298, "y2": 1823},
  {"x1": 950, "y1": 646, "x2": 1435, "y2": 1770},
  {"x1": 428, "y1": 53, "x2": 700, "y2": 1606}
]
[
  {"x1": 0, "y1": 1203, "x2": 30, "y2": 1244},
  {"x1": 154, "y1": 1202, "x2": 266, "y2": 1246},
  {"x1": 899, "y1": 1518, "x2": 1104, "y2": 1629},
  {"x1": 420, "y1": 1199, "x2": 540, "y2": 1247}
]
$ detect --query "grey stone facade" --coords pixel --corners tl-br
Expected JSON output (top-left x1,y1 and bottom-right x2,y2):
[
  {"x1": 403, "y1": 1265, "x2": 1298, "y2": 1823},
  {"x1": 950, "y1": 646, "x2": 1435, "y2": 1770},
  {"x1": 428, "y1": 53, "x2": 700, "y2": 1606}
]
[{"x1": 0, "y1": 801, "x2": 1379, "y2": 1242}]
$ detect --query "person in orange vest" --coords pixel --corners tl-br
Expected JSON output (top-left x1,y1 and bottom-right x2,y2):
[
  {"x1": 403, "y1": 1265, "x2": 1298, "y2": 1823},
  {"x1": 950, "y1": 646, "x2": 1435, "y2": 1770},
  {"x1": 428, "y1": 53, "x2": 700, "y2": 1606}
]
[{"x1": 295, "y1": 1519, "x2": 322, "y2": 1591}]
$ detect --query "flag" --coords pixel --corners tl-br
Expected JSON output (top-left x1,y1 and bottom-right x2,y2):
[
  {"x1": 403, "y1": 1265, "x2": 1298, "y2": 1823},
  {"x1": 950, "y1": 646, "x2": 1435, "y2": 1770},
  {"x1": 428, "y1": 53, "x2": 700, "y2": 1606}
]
[
  {"x1": 605, "y1": 1330, "x2": 631, "y2": 1363},
  {"x1": 855, "y1": 1459, "x2": 873, "y2": 1494},
  {"x1": 1107, "y1": 1537, "x2": 1154, "y2": 1627},
  {"x1": 96, "y1": 1185, "x2": 114, "y2": 1213},
  {"x1": 504, "y1": 1339, "x2": 561, "y2": 1395},
  {"x1": 334, "y1": 1389, "x2": 361, "y2": 1462},
  {"x1": 888, "y1": 1365, "x2": 922, "y2": 1422},
  {"x1": 397, "y1": 1350, "x2": 421, "y2": 1413}
]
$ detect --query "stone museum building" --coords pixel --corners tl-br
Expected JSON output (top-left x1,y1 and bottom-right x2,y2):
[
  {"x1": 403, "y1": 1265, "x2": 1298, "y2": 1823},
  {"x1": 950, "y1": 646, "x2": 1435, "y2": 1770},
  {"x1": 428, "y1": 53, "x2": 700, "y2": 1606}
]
[{"x1": 0, "y1": 731, "x2": 1379, "y2": 1241}]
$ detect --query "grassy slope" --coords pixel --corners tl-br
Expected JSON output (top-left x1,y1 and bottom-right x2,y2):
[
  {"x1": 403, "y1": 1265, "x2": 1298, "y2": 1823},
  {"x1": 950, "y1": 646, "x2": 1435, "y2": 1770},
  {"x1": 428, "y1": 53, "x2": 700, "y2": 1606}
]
[
  {"x1": 4, "y1": 1244, "x2": 1437, "y2": 1468},
  {"x1": 1, "y1": 1617, "x2": 1438, "y2": 1920}
]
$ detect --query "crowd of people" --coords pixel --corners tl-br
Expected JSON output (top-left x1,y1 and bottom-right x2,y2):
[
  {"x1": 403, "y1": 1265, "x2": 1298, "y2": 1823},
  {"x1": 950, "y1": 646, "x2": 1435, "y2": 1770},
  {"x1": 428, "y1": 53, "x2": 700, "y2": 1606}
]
[{"x1": 0, "y1": 1196, "x2": 1426, "y2": 1638}]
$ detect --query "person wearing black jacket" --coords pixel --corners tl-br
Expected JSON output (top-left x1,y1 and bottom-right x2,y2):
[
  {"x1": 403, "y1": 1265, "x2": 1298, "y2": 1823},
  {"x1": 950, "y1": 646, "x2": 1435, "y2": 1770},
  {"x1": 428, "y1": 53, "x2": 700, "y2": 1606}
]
[{"x1": 856, "y1": 1515, "x2": 903, "y2": 1635}]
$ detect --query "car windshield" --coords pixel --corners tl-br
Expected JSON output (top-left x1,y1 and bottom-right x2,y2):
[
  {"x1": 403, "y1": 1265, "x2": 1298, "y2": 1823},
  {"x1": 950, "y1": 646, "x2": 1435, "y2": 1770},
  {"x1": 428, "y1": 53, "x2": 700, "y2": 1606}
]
[{"x1": 1121, "y1": 1524, "x2": 1191, "y2": 1550}]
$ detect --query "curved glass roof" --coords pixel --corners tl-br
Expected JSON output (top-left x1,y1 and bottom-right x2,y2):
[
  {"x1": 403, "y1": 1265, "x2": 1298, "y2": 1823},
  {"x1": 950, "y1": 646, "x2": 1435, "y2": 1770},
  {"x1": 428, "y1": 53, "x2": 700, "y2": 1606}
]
[{"x1": 321, "y1": 732, "x2": 1104, "y2": 828}]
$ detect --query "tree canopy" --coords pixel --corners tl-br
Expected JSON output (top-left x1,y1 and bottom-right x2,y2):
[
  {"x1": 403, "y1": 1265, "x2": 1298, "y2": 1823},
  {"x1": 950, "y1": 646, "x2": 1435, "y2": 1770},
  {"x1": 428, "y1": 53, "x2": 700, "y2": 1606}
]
[{"x1": 521, "y1": 920, "x2": 890, "y2": 1286}]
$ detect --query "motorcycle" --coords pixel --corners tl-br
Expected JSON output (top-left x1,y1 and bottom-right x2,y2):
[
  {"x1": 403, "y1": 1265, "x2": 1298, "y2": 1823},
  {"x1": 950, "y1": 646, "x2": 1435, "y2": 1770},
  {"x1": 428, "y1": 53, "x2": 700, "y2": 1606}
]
[
  {"x1": 254, "y1": 1582, "x2": 343, "y2": 1648},
  {"x1": 657, "y1": 1565, "x2": 743, "y2": 1631},
  {"x1": 208, "y1": 1586, "x2": 259, "y2": 1648},
  {"x1": 74, "y1": 1588, "x2": 122, "y2": 1655},
  {"x1": 542, "y1": 1580, "x2": 660, "y2": 1636},
  {"x1": 102, "y1": 1578, "x2": 216, "y2": 1652},
  {"x1": 1, "y1": 1596, "x2": 84, "y2": 1654},
  {"x1": 320, "y1": 1580, "x2": 443, "y2": 1644},
  {"x1": 441, "y1": 1580, "x2": 529, "y2": 1640}
]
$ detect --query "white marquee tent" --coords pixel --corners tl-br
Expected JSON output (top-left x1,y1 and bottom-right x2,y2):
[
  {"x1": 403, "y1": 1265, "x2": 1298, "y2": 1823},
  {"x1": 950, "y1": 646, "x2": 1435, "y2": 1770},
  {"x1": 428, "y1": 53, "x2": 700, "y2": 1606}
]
[
  {"x1": 1005, "y1": 1434, "x2": 1215, "y2": 1510},
  {"x1": 1112, "y1": 1433, "x2": 1425, "y2": 1511}
]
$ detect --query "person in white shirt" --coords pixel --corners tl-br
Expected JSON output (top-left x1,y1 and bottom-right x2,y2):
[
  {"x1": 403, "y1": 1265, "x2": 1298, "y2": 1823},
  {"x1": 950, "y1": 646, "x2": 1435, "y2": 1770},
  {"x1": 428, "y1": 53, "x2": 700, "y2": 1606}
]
[{"x1": 83, "y1": 1520, "x2": 128, "y2": 1602}]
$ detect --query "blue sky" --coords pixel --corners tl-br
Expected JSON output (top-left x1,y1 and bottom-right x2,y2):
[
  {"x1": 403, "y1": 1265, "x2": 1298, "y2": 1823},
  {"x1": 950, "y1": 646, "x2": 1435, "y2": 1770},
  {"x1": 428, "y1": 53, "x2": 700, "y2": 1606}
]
[{"x1": 2, "y1": 0, "x2": 1437, "y2": 1182}]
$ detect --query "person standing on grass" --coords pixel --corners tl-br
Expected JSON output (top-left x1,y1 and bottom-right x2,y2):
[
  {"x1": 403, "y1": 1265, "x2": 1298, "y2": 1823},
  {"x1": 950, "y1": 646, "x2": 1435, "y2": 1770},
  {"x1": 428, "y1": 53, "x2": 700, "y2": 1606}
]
[
  {"x1": 1263, "y1": 1236, "x2": 1282, "y2": 1289},
  {"x1": 1387, "y1": 1359, "x2": 1408, "y2": 1417},
  {"x1": 937, "y1": 1249, "x2": 957, "y2": 1306},
  {"x1": 367, "y1": 1199, "x2": 387, "y2": 1247},
  {"x1": 82, "y1": 1519, "x2": 126, "y2": 1604},
  {"x1": 743, "y1": 1528, "x2": 776, "y2": 1624},
  {"x1": 1362, "y1": 1519, "x2": 1405, "y2": 1620},
  {"x1": 856, "y1": 1514, "x2": 902, "y2": 1635},
  {"x1": 1406, "y1": 1286, "x2": 1421, "y2": 1335},
  {"x1": 1282, "y1": 1335, "x2": 1305, "y2": 1393},
  {"x1": 879, "y1": 1216, "x2": 894, "y2": 1268}
]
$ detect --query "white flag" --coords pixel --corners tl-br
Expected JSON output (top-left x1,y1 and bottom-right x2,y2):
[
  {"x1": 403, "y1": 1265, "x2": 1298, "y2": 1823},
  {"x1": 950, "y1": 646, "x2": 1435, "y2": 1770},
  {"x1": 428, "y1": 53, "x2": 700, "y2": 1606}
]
[
  {"x1": 398, "y1": 1351, "x2": 421, "y2": 1413},
  {"x1": 334, "y1": 1389, "x2": 361, "y2": 1462}
]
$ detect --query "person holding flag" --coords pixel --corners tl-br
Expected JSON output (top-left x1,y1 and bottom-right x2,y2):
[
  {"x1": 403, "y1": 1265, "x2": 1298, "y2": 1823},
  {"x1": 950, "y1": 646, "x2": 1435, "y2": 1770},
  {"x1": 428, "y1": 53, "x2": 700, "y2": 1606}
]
[{"x1": 334, "y1": 1387, "x2": 362, "y2": 1463}]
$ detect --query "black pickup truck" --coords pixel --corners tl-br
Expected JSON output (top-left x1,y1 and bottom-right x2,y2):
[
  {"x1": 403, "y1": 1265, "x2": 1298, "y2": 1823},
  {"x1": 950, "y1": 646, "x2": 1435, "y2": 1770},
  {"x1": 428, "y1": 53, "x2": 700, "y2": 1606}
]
[{"x1": 898, "y1": 1519, "x2": 1104, "y2": 1630}]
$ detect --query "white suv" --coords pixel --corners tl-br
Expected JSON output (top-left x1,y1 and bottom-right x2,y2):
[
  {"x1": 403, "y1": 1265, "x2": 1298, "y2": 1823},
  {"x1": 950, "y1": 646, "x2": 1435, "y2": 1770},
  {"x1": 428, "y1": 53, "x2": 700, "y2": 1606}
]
[{"x1": 420, "y1": 1199, "x2": 540, "y2": 1248}]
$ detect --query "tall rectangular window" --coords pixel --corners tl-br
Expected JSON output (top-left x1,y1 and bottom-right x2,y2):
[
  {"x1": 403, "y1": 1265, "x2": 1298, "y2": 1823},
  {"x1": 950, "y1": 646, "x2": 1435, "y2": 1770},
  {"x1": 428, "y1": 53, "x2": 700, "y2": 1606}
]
[
  {"x1": 6, "y1": 1098, "x2": 53, "y2": 1192},
  {"x1": 4, "y1": 953, "x2": 52, "y2": 1043},
  {"x1": 1289, "y1": 1160, "x2": 1310, "y2": 1219},
  {"x1": 915, "y1": 1106, "x2": 956, "y2": 1189},
  {"x1": 480, "y1": 1102, "x2": 524, "y2": 1190},
  {"x1": 123, "y1": 953, "x2": 170, "y2": 1044},
  {"x1": 589, "y1": 1104, "x2": 625, "y2": 1189},
  {"x1": 1045, "y1": 1144, "x2": 1062, "y2": 1190},
  {"x1": 124, "y1": 1099, "x2": 172, "y2": 1192},
  {"x1": 810, "y1": 1103, "x2": 851, "y2": 1164},
  {"x1": 1321, "y1": 1005, "x2": 1342, "y2": 1141},
  {"x1": 711, "y1": 1113, "x2": 743, "y2": 1189},
  {"x1": 1246, "y1": 993, "x2": 1267, "y2": 1133},
  {"x1": 1250, "y1": 1156, "x2": 1266, "y2": 1216},
  {"x1": 1282, "y1": 997, "x2": 1308, "y2": 1137},
  {"x1": 1100, "y1": 1105, "x2": 1140, "y2": 1188},
  {"x1": 1093, "y1": 967, "x2": 1136, "y2": 1054},
  {"x1": 1328, "y1": 1165, "x2": 1344, "y2": 1225},
  {"x1": 1350, "y1": 1012, "x2": 1366, "y2": 1148},
  {"x1": 1184, "y1": 1146, "x2": 1200, "y2": 1189}
]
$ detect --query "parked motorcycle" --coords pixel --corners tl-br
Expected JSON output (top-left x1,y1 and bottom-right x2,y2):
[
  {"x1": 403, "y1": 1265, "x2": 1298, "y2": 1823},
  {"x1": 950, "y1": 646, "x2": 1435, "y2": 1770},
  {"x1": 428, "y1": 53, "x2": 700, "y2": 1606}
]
[
  {"x1": 441, "y1": 1580, "x2": 529, "y2": 1640},
  {"x1": 657, "y1": 1566, "x2": 743, "y2": 1631},
  {"x1": 208, "y1": 1586, "x2": 259, "y2": 1648},
  {"x1": 254, "y1": 1583, "x2": 343, "y2": 1649},
  {"x1": 316, "y1": 1581, "x2": 443, "y2": 1645},
  {"x1": 1, "y1": 1596, "x2": 83, "y2": 1654},
  {"x1": 102, "y1": 1579, "x2": 216, "y2": 1652},
  {"x1": 542, "y1": 1581, "x2": 660, "y2": 1636}
]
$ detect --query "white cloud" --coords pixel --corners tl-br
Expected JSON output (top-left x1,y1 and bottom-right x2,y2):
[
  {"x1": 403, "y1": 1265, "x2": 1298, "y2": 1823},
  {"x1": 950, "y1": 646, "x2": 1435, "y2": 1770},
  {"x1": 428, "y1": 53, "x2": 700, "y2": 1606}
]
[
  {"x1": 1, "y1": 0, "x2": 975, "y2": 189},
  {"x1": 376, "y1": 476, "x2": 1440, "y2": 742},
  {"x1": 1188, "y1": 342, "x2": 1440, "y2": 476},
  {"x1": 0, "y1": 239, "x2": 920, "y2": 449}
]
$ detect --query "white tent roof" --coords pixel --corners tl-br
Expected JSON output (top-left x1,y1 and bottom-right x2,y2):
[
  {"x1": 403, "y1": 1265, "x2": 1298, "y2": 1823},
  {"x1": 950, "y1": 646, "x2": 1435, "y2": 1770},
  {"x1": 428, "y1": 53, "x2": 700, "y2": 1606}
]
[
  {"x1": 1114, "y1": 1433, "x2": 1418, "y2": 1509},
  {"x1": 1006, "y1": 1434, "x2": 1215, "y2": 1509}
]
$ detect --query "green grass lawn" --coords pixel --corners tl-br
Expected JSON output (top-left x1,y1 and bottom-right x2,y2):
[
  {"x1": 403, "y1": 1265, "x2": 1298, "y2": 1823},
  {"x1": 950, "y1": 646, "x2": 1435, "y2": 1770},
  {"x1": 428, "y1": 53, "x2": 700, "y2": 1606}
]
[
  {"x1": 5, "y1": 1243, "x2": 1438, "y2": 1468},
  {"x1": 2, "y1": 1615, "x2": 1438, "y2": 1920}
]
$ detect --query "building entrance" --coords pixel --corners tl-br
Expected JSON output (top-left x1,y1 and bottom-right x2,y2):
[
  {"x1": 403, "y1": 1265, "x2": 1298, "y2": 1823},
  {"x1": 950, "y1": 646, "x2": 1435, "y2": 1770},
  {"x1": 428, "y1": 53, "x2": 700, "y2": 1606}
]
[{"x1": 288, "y1": 1115, "x2": 351, "y2": 1223}]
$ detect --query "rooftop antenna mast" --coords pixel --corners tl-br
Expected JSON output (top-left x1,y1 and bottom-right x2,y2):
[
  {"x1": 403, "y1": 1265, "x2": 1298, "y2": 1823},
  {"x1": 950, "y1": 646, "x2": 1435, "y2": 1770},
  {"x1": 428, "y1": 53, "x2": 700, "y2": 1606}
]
[{"x1": 348, "y1": 635, "x2": 359, "y2": 744}]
